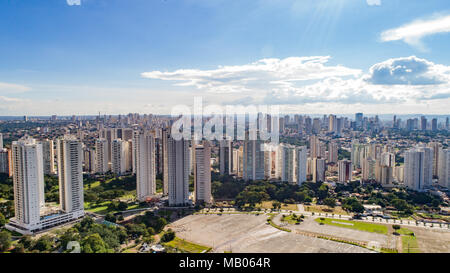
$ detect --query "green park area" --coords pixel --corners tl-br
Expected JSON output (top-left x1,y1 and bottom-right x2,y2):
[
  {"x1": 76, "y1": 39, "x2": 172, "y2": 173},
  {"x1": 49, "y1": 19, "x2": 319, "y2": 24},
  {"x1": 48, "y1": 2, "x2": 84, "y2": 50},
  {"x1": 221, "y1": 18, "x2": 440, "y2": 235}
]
[
  {"x1": 163, "y1": 237, "x2": 211, "y2": 253},
  {"x1": 315, "y1": 217, "x2": 388, "y2": 235},
  {"x1": 396, "y1": 227, "x2": 420, "y2": 253}
]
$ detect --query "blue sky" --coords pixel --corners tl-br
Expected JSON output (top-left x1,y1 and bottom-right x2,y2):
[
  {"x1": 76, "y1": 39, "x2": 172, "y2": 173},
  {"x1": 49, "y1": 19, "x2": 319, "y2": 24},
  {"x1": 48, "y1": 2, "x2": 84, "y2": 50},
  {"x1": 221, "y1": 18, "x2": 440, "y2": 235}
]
[{"x1": 0, "y1": 0, "x2": 450, "y2": 115}]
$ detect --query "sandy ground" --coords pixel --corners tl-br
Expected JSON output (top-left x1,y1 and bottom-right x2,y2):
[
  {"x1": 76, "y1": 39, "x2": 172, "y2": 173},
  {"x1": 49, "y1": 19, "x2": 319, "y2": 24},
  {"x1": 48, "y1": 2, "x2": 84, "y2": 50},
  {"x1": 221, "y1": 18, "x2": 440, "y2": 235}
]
[
  {"x1": 407, "y1": 226, "x2": 450, "y2": 253},
  {"x1": 168, "y1": 214, "x2": 374, "y2": 253}
]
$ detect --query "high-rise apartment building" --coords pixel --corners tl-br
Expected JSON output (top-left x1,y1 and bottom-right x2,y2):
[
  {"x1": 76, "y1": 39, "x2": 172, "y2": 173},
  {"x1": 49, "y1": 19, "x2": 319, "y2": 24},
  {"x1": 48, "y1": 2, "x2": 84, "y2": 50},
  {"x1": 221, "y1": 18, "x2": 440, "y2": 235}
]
[
  {"x1": 194, "y1": 141, "x2": 211, "y2": 203},
  {"x1": 9, "y1": 137, "x2": 45, "y2": 231},
  {"x1": 57, "y1": 136, "x2": 84, "y2": 215},
  {"x1": 438, "y1": 149, "x2": 449, "y2": 189},
  {"x1": 279, "y1": 144, "x2": 296, "y2": 183},
  {"x1": 243, "y1": 138, "x2": 265, "y2": 181},
  {"x1": 312, "y1": 158, "x2": 325, "y2": 182},
  {"x1": 327, "y1": 141, "x2": 339, "y2": 163},
  {"x1": 94, "y1": 138, "x2": 109, "y2": 174},
  {"x1": 219, "y1": 140, "x2": 233, "y2": 176},
  {"x1": 111, "y1": 139, "x2": 131, "y2": 175},
  {"x1": 40, "y1": 139, "x2": 56, "y2": 175},
  {"x1": 338, "y1": 160, "x2": 352, "y2": 183},
  {"x1": 134, "y1": 132, "x2": 156, "y2": 201},
  {"x1": 296, "y1": 146, "x2": 307, "y2": 185},
  {"x1": 309, "y1": 135, "x2": 320, "y2": 159},
  {"x1": 404, "y1": 147, "x2": 433, "y2": 191},
  {"x1": 167, "y1": 138, "x2": 190, "y2": 206}
]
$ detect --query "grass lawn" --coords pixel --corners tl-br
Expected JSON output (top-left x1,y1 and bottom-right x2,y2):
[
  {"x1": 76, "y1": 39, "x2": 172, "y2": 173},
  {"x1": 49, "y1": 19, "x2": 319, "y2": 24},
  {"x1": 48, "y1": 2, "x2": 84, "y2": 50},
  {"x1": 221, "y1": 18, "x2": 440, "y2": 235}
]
[
  {"x1": 84, "y1": 201, "x2": 111, "y2": 214},
  {"x1": 164, "y1": 237, "x2": 211, "y2": 253},
  {"x1": 257, "y1": 201, "x2": 298, "y2": 211},
  {"x1": 395, "y1": 227, "x2": 420, "y2": 253},
  {"x1": 305, "y1": 205, "x2": 349, "y2": 215},
  {"x1": 315, "y1": 217, "x2": 388, "y2": 234}
]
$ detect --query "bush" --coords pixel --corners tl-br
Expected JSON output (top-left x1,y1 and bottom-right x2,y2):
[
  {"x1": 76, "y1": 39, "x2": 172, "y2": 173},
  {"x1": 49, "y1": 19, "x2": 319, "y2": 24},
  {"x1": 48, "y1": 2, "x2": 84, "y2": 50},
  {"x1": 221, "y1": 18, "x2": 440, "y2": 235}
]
[
  {"x1": 392, "y1": 224, "x2": 400, "y2": 230},
  {"x1": 161, "y1": 229, "x2": 176, "y2": 243}
]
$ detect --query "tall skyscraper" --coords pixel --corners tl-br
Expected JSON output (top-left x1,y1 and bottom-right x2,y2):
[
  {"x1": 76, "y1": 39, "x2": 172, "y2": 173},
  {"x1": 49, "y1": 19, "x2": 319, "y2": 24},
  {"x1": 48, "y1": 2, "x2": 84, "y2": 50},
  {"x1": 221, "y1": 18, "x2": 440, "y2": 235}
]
[
  {"x1": 355, "y1": 113, "x2": 363, "y2": 129},
  {"x1": 327, "y1": 141, "x2": 339, "y2": 163},
  {"x1": 134, "y1": 132, "x2": 156, "y2": 201},
  {"x1": 279, "y1": 144, "x2": 296, "y2": 183},
  {"x1": 57, "y1": 136, "x2": 84, "y2": 215},
  {"x1": 404, "y1": 147, "x2": 433, "y2": 191},
  {"x1": 111, "y1": 139, "x2": 131, "y2": 175},
  {"x1": 338, "y1": 160, "x2": 352, "y2": 183},
  {"x1": 167, "y1": 138, "x2": 190, "y2": 206},
  {"x1": 312, "y1": 158, "x2": 325, "y2": 182},
  {"x1": 0, "y1": 133, "x2": 3, "y2": 149},
  {"x1": 40, "y1": 139, "x2": 55, "y2": 175},
  {"x1": 219, "y1": 140, "x2": 232, "y2": 176},
  {"x1": 438, "y1": 149, "x2": 449, "y2": 189},
  {"x1": 94, "y1": 138, "x2": 109, "y2": 174},
  {"x1": 431, "y1": 118, "x2": 438, "y2": 131},
  {"x1": 0, "y1": 148, "x2": 10, "y2": 175},
  {"x1": 243, "y1": 138, "x2": 265, "y2": 181},
  {"x1": 10, "y1": 137, "x2": 45, "y2": 231},
  {"x1": 427, "y1": 142, "x2": 442, "y2": 177},
  {"x1": 100, "y1": 128, "x2": 114, "y2": 163},
  {"x1": 421, "y1": 116, "x2": 427, "y2": 131},
  {"x1": 296, "y1": 146, "x2": 307, "y2": 185},
  {"x1": 309, "y1": 135, "x2": 320, "y2": 159},
  {"x1": 194, "y1": 141, "x2": 212, "y2": 203},
  {"x1": 162, "y1": 128, "x2": 170, "y2": 195}
]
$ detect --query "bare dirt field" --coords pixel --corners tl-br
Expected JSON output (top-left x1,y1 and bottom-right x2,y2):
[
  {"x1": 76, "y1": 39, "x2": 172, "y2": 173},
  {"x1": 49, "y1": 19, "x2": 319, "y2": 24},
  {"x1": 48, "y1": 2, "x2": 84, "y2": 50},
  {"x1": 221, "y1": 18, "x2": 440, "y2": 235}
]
[
  {"x1": 407, "y1": 226, "x2": 450, "y2": 253},
  {"x1": 273, "y1": 215, "x2": 397, "y2": 249},
  {"x1": 168, "y1": 214, "x2": 374, "y2": 253}
]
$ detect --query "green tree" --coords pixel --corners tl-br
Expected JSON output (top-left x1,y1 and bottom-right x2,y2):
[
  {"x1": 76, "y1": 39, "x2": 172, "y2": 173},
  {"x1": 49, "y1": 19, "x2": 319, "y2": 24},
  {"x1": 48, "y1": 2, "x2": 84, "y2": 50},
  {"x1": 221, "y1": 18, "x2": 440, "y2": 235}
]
[
  {"x1": 160, "y1": 229, "x2": 175, "y2": 243},
  {"x1": 0, "y1": 231, "x2": 11, "y2": 252},
  {"x1": 82, "y1": 233, "x2": 108, "y2": 253},
  {"x1": 323, "y1": 198, "x2": 336, "y2": 208},
  {"x1": 33, "y1": 235, "x2": 53, "y2": 252},
  {"x1": 0, "y1": 212, "x2": 6, "y2": 227}
]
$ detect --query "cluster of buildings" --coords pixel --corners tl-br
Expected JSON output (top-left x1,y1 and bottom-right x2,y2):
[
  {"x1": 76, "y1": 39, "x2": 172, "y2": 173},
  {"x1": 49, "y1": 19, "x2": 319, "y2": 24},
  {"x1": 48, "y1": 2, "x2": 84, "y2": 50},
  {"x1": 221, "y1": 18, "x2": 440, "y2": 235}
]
[{"x1": 0, "y1": 112, "x2": 449, "y2": 233}]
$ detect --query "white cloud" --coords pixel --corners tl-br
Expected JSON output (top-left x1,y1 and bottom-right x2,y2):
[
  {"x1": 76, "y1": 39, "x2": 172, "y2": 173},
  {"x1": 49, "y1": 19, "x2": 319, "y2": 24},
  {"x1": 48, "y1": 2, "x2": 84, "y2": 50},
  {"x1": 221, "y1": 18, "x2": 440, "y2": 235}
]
[
  {"x1": 66, "y1": 0, "x2": 81, "y2": 6},
  {"x1": 142, "y1": 56, "x2": 361, "y2": 93},
  {"x1": 381, "y1": 14, "x2": 450, "y2": 50},
  {"x1": 0, "y1": 82, "x2": 31, "y2": 93},
  {"x1": 141, "y1": 55, "x2": 450, "y2": 113},
  {"x1": 365, "y1": 56, "x2": 450, "y2": 85},
  {"x1": 366, "y1": 0, "x2": 381, "y2": 6}
]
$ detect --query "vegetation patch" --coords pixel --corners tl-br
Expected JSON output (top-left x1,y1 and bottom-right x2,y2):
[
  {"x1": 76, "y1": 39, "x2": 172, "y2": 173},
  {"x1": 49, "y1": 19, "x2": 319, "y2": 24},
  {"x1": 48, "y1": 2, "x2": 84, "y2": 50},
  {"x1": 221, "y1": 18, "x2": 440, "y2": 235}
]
[
  {"x1": 163, "y1": 237, "x2": 211, "y2": 253},
  {"x1": 315, "y1": 218, "x2": 388, "y2": 234}
]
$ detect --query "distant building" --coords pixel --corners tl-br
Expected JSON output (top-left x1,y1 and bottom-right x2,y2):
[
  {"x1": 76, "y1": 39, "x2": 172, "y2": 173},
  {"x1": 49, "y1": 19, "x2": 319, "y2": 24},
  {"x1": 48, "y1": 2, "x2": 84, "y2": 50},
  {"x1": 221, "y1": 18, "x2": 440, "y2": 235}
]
[
  {"x1": 40, "y1": 139, "x2": 56, "y2": 175},
  {"x1": 296, "y1": 146, "x2": 308, "y2": 185},
  {"x1": 312, "y1": 158, "x2": 325, "y2": 182},
  {"x1": 219, "y1": 140, "x2": 232, "y2": 176},
  {"x1": 111, "y1": 139, "x2": 131, "y2": 175},
  {"x1": 94, "y1": 138, "x2": 109, "y2": 174},
  {"x1": 0, "y1": 148, "x2": 11, "y2": 176},
  {"x1": 327, "y1": 141, "x2": 339, "y2": 163},
  {"x1": 338, "y1": 160, "x2": 352, "y2": 183}
]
